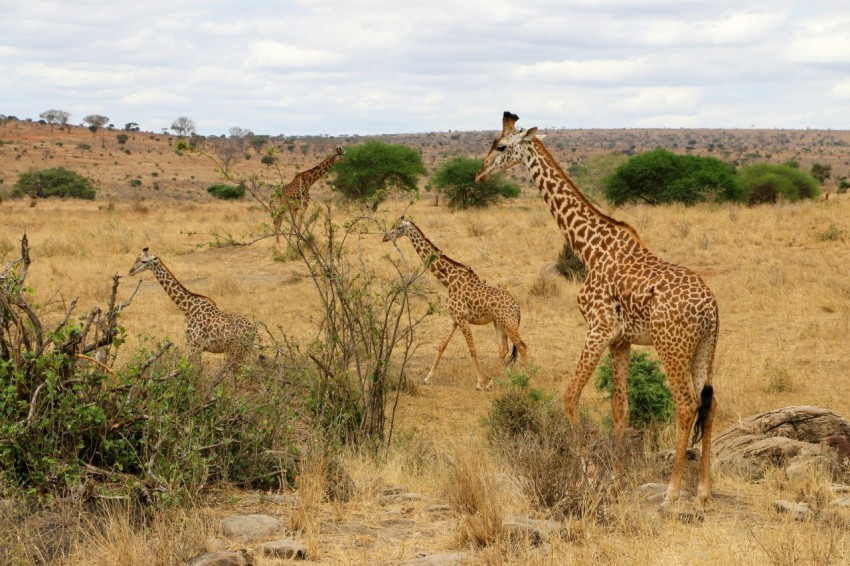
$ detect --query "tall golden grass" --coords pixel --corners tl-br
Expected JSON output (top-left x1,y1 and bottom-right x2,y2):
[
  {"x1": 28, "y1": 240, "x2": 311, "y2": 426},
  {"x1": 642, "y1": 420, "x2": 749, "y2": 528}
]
[{"x1": 2, "y1": 189, "x2": 850, "y2": 563}]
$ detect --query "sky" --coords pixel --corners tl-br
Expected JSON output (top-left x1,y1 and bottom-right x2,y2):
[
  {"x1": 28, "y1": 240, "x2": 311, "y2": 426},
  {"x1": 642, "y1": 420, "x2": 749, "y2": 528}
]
[{"x1": 1, "y1": 1, "x2": 849, "y2": 137}]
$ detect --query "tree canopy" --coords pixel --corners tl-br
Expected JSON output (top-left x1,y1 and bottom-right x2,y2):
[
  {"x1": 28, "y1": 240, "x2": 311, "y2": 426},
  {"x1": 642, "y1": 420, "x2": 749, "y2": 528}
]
[
  {"x1": 171, "y1": 116, "x2": 196, "y2": 137},
  {"x1": 330, "y1": 140, "x2": 425, "y2": 210},
  {"x1": 39, "y1": 109, "x2": 71, "y2": 131},
  {"x1": 431, "y1": 156, "x2": 520, "y2": 210},
  {"x1": 737, "y1": 163, "x2": 820, "y2": 204},
  {"x1": 14, "y1": 167, "x2": 97, "y2": 200},
  {"x1": 603, "y1": 148, "x2": 743, "y2": 205}
]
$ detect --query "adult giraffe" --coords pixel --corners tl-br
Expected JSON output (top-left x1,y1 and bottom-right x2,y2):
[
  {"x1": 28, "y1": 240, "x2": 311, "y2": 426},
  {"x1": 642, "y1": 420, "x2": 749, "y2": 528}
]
[
  {"x1": 270, "y1": 146, "x2": 345, "y2": 242},
  {"x1": 476, "y1": 112, "x2": 718, "y2": 508}
]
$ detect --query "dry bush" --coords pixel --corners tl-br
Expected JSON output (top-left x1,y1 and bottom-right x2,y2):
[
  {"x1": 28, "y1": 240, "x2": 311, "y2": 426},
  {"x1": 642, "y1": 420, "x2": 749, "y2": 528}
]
[{"x1": 446, "y1": 443, "x2": 505, "y2": 548}]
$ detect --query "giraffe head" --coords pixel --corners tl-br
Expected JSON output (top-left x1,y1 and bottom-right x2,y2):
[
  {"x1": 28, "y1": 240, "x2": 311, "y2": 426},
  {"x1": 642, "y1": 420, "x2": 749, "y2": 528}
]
[
  {"x1": 382, "y1": 216, "x2": 414, "y2": 242},
  {"x1": 475, "y1": 111, "x2": 544, "y2": 183},
  {"x1": 129, "y1": 247, "x2": 158, "y2": 276}
]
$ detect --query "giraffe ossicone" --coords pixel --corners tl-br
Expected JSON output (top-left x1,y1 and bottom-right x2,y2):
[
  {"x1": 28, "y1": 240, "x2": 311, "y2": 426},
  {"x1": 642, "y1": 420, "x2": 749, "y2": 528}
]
[
  {"x1": 129, "y1": 248, "x2": 257, "y2": 369},
  {"x1": 384, "y1": 216, "x2": 529, "y2": 391},
  {"x1": 477, "y1": 111, "x2": 719, "y2": 509},
  {"x1": 270, "y1": 146, "x2": 345, "y2": 242}
]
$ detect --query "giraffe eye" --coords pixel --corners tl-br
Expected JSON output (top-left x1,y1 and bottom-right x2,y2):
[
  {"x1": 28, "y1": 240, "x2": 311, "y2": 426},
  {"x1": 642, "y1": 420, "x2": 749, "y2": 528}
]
[{"x1": 496, "y1": 144, "x2": 507, "y2": 152}]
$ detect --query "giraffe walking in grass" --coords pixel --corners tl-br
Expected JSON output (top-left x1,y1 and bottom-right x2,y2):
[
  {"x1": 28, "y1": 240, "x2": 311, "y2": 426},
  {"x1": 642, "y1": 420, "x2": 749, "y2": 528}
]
[
  {"x1": 270, "y1": 146, "x2": 345, "y2": 242},
  {"x1": 129, "y1": 248, "x2": 257, "y2": 369},
  {"x1": 384, "y1": 216, "x2": 528, "y2": 391},
  {"x1": 476, "y1": 112, "x2": 718, "y2": 509}
]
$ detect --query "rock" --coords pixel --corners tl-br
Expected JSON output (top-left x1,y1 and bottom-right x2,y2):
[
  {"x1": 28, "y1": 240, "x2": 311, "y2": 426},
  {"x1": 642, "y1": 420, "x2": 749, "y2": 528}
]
[
  {"x1": 502, "y1": 515, "x2": 564, "y2": 546},
  {"x1": 399, "y1": 552, "x2": 470, "y2": 565},
  {"x1": 259, "y1": 539, "x2": 307, "y2": 559},
  {"x1": 378, "y1": 492, "x2": 430, "y2": 505},
  {"x1": 773, "y1": 500, "x2": 811, "y2": 521},
  {"x1": 220, "y1": 515, "x2": 283, "y2": 542},
  {"x1": 713, "y1": 406, "x2": 850, "y2": 480},
  {"x1": 186, "y1": 549, "x2": 252, "y2": 566}
]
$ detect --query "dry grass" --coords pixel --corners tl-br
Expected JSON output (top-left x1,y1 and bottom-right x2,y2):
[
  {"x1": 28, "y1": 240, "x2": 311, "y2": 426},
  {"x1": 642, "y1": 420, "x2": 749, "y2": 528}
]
[{"x1": 3, "y1": 121, "x2": 850, "y2": 563}]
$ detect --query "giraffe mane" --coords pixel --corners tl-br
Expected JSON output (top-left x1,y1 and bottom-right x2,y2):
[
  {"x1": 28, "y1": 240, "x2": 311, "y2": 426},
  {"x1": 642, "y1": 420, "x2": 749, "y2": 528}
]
[
  {"x1": 531, "y1": 137, "x2": 643, "y2": 245},
  {"x1": 405, "y1": 219, "x2": 478, "y2": 276},
  {"x1": 157, "y1": 260, "x2": 218, "y2": 306}
]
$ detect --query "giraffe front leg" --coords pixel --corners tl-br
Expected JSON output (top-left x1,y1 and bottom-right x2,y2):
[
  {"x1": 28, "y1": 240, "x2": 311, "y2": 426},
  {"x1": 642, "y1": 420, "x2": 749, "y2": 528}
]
[
  {"x1": 564, "y1": 332, "x2": 610, "y2": 430},
  {"x1": 458, "y1": 321, "x2": 487, "y2": 390},
  {"x1": 424, "y1": 320, "x2": 457, "y2": 385}
]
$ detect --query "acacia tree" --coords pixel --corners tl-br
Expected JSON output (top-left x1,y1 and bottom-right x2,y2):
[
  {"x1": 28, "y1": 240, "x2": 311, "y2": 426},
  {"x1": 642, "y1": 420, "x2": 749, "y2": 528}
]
[
  {"x1": 83, "y1": 114, "x2": 110, "y2": 141},
  {"x1": 171, "y1": 116, "x2": 196, "y2": 137},
  {"x1": 330, "y1": 141, "x2": 425, "y2": 210},
  {"x1": 431, "y1": 156, "x2": 520, "y2": 210},
  {"x1": 39, "y1": 109, "x2": 71, "y2": 131}
]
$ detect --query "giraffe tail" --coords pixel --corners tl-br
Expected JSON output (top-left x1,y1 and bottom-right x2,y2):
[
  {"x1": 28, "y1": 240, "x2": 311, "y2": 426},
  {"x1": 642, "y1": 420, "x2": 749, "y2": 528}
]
[
  {"x1": 691, "y1": 384, "x2": 714, "y2": 445},
  {"x1": 503, "y1": 342, "x2": 523, "y2": 367}
]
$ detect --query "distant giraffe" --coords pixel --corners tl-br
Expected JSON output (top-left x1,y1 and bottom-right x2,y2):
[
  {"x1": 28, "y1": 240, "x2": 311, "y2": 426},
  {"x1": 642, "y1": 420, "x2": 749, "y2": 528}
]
[
  {"x1": 476, "y1": 112, "x2": 719, "y2": 508},
  {"x1": 270, "y1": 146, "x2": 345, "y2": 242},
  {"x1": 384, "y1": 216, "x2": 528, "y2": 390},
  {"x1": 129, "y1": 248, "x2": 256, "y2": 368}
]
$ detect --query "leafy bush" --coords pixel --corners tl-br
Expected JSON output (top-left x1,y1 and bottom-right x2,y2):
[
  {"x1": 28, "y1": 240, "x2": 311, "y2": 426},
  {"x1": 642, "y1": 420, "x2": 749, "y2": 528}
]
[
  {"x1": 555, "y1": 242, "x2": 586, "y2": 282},
  {"x1": 206, "y1": 183, "x2": 245, "y2": 200},
  {"x1": 330, "y1": 140, "x2": 425, "y2": 210},
  {"x1": 486, "y1": 370, "x2": 620, "y2": 518},
  {"x1": 594, "y1": 351, "x2": 674, "y2": 428},
  {"x1": 603, "y1": 148, "x2": 743, "y2": 205},
  {"x1": 737, "y1": 163, "x2": 820, "y2": 204},
  {"x1": 431, "y1": 156, "x2": 520, "y2": 210},
  {"x1": 0, "y1": 239, "x2": 300, "y2": 502},
  {"x1": 116, "y1": 133, "x2": 129, "y2": 145},
  {"x1": 13, "y1": 167, "x2": 96, "y2": 200}
]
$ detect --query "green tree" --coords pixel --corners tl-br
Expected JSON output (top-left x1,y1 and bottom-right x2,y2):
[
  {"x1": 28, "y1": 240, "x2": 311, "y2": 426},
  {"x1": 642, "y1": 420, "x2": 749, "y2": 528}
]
[
  {"x1": 330, "y1": 140, "x2": 425, "y2": 210},
  {"x1": 595, "y1": 351, "x2": 674, "y2": 428},
  {"x1": 737, "y1": 162, "x2": 820, "y2": 204},
  {"x1": 124, "y1": 122, "x2": 140, "y2": 132},
  {"x1": 14, "y1": 167, "x2": 97, "y2": 200},
  {"x1": 207, "y1": 183, "x2": 245, "y2": 200},
  {"x1": 432, "y1": 156, "x2": 520, "y2": 210},
  {"x1": 810, "y1": 162, "x2": 832, "y2": 185},
  {"x1": 603, "y1": 148, "x2": 743, "y2": 205}
]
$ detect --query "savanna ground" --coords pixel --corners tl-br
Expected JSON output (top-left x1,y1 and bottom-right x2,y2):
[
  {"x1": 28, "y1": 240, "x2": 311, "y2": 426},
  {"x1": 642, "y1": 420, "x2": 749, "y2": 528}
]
[{"x1": 1, "y1": 120, "x2": 850, "y2": 564}]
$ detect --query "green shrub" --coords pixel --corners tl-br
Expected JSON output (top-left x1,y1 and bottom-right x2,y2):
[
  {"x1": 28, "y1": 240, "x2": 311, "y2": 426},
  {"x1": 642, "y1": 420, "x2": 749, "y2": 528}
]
[
  {"x1": 555, "y1": 243, "x2": 586, "y2": 282},
  {"x1": 737, "y1": 163, "x2": 821, "y2": 204},
  {"x1": 486, "y1": 369, "x2": 620, "y2": 518},
  {"x1": 604, "y1": 148, "x2": 743, "y2": 205},
  {"x1": 431, "y1": 156, "x2": 521, "y2": 210},
  {"x1": 116, "y1": 133, "x2": 129, "y2": 145},
  {"x1": 13, "y1": 167, "x2": 96, "y2": 200},
  {"x1": 594, "y1": 351, "x2": 674, "y2": 428},
  {"x1": 207, "y1": 183, "x2": 245, "y2": 200}
]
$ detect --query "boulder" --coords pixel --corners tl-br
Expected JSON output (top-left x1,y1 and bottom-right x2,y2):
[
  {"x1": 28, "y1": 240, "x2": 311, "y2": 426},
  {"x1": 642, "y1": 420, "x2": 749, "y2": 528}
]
[{"x1": 712, "y1": 406, "x2": 850, "y2": 480}]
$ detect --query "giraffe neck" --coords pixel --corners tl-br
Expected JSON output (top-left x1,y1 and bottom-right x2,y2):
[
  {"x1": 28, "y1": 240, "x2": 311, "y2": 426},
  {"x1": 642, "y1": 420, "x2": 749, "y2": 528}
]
[
  {"x1": 524, "y1": 138, "x2": 643, "y2": 268},
  {"x1": 404, "y1": 223, "x2": 468, "y2": 287},
  {"x1": 299, "y1": 152, "x2": 342, "y2": 186},
  {"x1": 150, "y1": 260, "x2": 206, "y2": 315}
]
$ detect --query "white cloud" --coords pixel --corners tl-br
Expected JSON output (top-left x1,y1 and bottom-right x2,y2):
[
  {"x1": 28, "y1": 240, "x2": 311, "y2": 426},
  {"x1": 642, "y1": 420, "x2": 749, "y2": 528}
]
[
  {"x1": 244, "y1": 40, "x2": 339, "y2": 70},
  {"x1": 516, "y1": 58, "x2": 650, "y2": 85}
]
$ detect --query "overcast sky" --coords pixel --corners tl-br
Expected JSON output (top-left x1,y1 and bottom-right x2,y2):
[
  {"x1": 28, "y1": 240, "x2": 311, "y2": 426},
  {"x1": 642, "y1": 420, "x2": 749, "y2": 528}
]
[{"x1": 2, "y1": 1, "x2": 849, "y2": 136}]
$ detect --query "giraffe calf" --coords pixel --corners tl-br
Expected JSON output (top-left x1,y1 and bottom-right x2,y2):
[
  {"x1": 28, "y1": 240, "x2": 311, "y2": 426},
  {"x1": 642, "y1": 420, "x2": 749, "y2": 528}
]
[{"x1": 129, "y1": 248, "x2": 257, "y2": 370}]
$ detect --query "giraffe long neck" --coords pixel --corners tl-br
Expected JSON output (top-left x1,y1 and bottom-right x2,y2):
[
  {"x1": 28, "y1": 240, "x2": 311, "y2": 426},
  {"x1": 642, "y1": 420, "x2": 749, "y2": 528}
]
[
  {"x1": 405, "y1": 223, "x2": 465, "y2": 287},
  {"x1": 150, "y1": 261, "x2": 204, "y2": 315},
  {"x1": 524, "y1": 138, "x2": 643, "y2": 268},
  {"x1": 300, "y1": 152, "x2": 342, "y2": 186}
]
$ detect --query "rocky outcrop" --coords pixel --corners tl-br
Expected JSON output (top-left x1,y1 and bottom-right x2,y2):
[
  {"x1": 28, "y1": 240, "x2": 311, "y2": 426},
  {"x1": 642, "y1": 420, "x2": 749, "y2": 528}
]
[{"x1": 713, "y1": 406, "x2": 850, "y2": 480}]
